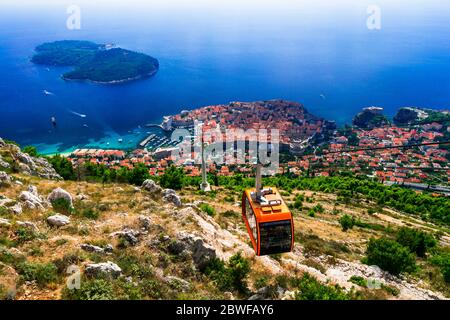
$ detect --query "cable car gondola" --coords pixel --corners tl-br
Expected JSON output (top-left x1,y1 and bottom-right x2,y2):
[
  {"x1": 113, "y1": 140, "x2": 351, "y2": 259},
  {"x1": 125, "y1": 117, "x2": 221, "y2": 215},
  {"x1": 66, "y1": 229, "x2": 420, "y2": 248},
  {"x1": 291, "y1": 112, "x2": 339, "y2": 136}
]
[{"x1": 242, "y1": 165, "x2": 294, "y2": 256}]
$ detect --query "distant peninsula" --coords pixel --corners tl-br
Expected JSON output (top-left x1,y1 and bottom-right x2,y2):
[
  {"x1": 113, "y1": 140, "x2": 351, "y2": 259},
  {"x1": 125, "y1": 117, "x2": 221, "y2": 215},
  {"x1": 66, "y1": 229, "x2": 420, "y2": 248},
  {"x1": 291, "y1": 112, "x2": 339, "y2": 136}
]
[{"x1": 31, "y1": 40, "x2": 159, "y2": 84}]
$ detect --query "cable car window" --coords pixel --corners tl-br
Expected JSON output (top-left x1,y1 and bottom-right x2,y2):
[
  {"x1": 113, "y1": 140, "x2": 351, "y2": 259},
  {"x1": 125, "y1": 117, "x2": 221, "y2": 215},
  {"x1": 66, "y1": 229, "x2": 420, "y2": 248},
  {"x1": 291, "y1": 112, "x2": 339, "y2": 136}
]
[
  {"x1": 245, "y1": 198, "x2": 258, "y2": 244},
  {"x1": 259, "y1": 220, "x2": 292, "y2": 255}
]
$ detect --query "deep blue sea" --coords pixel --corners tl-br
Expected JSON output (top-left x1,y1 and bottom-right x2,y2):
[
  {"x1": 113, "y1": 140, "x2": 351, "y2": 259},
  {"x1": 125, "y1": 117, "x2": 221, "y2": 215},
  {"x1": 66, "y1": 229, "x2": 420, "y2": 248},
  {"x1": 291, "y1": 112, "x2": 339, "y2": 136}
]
[{"x1": 0, "y1": 0, "x2": 449, "y2": 154}]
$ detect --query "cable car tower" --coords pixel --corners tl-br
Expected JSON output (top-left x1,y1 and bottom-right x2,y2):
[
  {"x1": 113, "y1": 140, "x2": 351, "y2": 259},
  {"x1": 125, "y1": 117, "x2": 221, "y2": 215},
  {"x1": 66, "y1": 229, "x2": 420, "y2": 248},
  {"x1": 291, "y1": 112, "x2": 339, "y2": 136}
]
[
  {"x1": 242, "y1": 164, "x2": 294, "y2": 256},
  {"x1": 199, "y1": 123, "x2": 211, "y2": 192}
]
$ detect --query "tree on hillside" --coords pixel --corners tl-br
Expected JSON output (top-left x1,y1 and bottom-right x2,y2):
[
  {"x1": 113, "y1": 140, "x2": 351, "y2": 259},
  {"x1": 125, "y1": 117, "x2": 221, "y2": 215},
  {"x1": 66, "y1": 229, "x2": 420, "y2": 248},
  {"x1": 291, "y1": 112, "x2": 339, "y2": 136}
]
[
  {"x1": 365, "y1": 237, "x2": 416, "y2": 276},
  {"x1": 47, "y1": 155, "x2": 75, "y2": 180},
  {"x1": 159, "y1": 165, "x2": 184, "y2": 190}
]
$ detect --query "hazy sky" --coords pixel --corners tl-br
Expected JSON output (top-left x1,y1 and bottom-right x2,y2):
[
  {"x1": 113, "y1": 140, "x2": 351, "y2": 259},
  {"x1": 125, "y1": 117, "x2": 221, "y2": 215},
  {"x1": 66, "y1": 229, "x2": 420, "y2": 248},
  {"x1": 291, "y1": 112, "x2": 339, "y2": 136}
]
[{"x1": 2, "y1": 0, "x2": 448, "y2": 12}]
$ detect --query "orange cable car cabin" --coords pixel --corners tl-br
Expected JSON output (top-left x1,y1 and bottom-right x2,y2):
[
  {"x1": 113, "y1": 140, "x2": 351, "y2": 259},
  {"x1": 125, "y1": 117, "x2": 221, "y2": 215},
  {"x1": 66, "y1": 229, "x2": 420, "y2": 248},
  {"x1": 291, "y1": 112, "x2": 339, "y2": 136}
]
[{"x1": 242, "y1": 165, "x2": 294, "y2": 256}]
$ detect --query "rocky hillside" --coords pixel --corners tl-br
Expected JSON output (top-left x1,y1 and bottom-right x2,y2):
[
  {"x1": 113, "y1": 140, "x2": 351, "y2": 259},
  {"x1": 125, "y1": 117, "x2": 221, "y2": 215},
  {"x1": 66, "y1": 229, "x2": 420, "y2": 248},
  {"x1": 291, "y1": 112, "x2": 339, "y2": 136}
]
[
  {"x1": 0, "y1": 138, "x2": 61, "y2": 180},
  {"x1": 0, "y1": 140, "x2": 448, "y2": 300}
]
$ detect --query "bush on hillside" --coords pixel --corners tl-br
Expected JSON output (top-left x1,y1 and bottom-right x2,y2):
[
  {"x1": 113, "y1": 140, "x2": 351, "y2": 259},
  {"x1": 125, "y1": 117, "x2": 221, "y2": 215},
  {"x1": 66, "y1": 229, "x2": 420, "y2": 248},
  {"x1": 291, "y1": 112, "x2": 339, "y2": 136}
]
[{"x1": 365, "y1": 237, "x2": 416, "y2": 276}]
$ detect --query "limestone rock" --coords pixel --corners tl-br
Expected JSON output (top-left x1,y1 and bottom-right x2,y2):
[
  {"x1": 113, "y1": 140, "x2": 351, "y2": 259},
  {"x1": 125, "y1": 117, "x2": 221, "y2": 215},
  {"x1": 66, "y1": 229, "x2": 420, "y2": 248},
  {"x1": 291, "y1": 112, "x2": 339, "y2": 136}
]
[
  {"x1": 16, "y1": 221, "x2": 39, "y2": 231},
  {"x1": 163, "y1": 189, "x2": 182, "y2": 207},
  {"x1": 0, "y1": 171, "x2": 11, "y2": 185},
  {"x1": 165, "y1": 276, "x2": 191, "y2": 292},
  {"x1": 48, "y1": 187, "x2": 73, "y2": 208},
  {"x1": 47, "y1": 214, "x2": 70, "y2": 227},
  {"x1": 10, "y1": 203, "x2": 22, "y2": 215},
  {"x1": 110, "y1": 228, "x2": 140, "y2": 246},
  {"x1": 0, "y1": 218, "x2": 11, "y2": 227},
  {"x1": 138, "y1": 215, "x2": 152, "y2": 230},
  {"x1": 177, "y1": 232, "x2": 216, "y2": 270},
  {"x1": 0, "y1": 156, "x2": 10, "y2": 169},
  {"x1": 19, "y1": 185, "x2": 49, "y2": 210},
  {"x1": 85, "y1": 261, "x2": 122, "y2": 279},
  {"x1": 141, "y1": 179, "x2": 162, "y2": 194},
  {"x1": 81, "y1": 244, "x2": 105, "y2": 254}
]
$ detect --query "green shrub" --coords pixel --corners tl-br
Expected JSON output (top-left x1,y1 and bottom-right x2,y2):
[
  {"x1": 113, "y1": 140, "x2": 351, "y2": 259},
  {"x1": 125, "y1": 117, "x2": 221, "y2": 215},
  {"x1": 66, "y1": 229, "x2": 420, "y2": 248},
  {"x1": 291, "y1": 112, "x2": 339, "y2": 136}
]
[
  {"x1": 22, "y1": 146, "x2": 38, "y2": 157},
  {"x1": 222, "y1": 210, "x2": 238, "y2": 218},
  {"x1": 205, "y1": 252, "x2": 251, "y2": 293},
  {"x1": 293, "y1": 199, "x2": 303, "y2": 210},
  {"x1": 293, "y1": 273, "x2": 351, "y2": 300},
  {"x1": 254, "y1": 275, "x2": 269, "y2": 289},
  {"x1": 80, "y1": 208, "x2": 99, "y2": 220},
  {"x1": 365, "y1": 238, "x2": 416, "y2": 276},
  {"x1": 53, "y1": 252, "x2": 84, "y2": 274},
  {"x1": 15, "y1": 227, "x2": 39, "y2": 244},
  {"x1": 313, "y1": 204, "x2": 324, "y2": 213},
  {"x1": 349, "y1": 275, "x2": 367, "y2": 287},
  {"x1": 47, "y1": 154, "x2": 76, "y2": 180},
  {"x1": 339, "y1": 214, "x2": 354, "y2": 231},
  {"x1": 307, "y1": 209, "x2": 315, "y2": 217},
  {"x1": 63, "y1": 278, "x2": 115, "y2": 300},
  {"x1": 17, "y1": 262, "x2": 58, "y2": 286},
  {"x1": 395, "y1": 227, "x2": 436, "y2": 257},
  {"x1": 430, "y1": 252, "x2": 450, "y2": 283},
  {"x1": 51, "y1": 198, "x2": 73, "y2": 214},
  {"x1": 159, "y1": 165, "x2": 185, "y2": 190},
  {"x1": 381, "y1": 284, "x2": 400, "y2": 296},
  {"x1": 199, "y1": 203, "x2": 215, "y2": 217}
]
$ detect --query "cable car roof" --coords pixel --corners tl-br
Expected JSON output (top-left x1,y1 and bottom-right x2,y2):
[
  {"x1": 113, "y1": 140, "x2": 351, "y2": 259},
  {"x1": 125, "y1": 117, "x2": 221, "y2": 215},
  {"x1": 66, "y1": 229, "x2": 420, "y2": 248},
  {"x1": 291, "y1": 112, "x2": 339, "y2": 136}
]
[{"x1": 244, "y1": 187, "x2": 291, "y2": 223}]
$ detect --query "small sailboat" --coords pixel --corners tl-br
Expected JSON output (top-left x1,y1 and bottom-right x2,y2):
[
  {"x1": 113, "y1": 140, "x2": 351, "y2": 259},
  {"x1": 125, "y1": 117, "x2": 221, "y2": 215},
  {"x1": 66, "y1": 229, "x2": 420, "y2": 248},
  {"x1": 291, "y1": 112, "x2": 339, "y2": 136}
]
[
  {"x1": 43, "y1": 90, "x2": 54, "y2": 96},
  {"x1": 51, "y1": 116, "x2": 57, "y2": 128}
]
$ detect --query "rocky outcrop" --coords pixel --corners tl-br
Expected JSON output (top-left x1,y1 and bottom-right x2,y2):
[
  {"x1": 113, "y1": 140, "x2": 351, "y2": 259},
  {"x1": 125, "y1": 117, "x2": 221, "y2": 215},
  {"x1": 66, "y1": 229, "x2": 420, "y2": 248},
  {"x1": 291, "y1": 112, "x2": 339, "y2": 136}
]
[
  {"x1": 16, "y1": 221, "x2": 39, "y2": 232},
  {"x1": 163, "y1": 189, "x2": 182, "y2": 207},
  {"x1": 248, "y1": 286, "x2": 286, "y2": 300},
  {"x1": 138, "y1": 215, "x2": 152, "y2": 230},
  {"x1": 177, "y1": 231, "x2": 216, "y2": 271},
  {"x1": 110, "y1": 228, "x2": 140, "y2": 246},
  {"x1": 393, "y1": 107, "x2": 432, "y2": 126},
  {"x1": 47, "y1": 214, "x2": 70, "y2": 227},
  {"x1": 0, "y1": 156, "x2": 10, "y2": 169},
  {"x1": 9, "y1": 203, "x2": 22, "y2": 215},
  {"x1": 0, "y1": 218, "x2": 11, "y2": 227},
  {"x1": 353, "y1": 107, "x2": 390, "y2": 129},
  {"x1": 0, "y1": 171, "x2": 11, "y2": 186},
  {"x1": 393, "y1": 107, "x2": 420, "y2": 126},
  {"x1": 0, "y1": 138, "x2": 61, "y2": 180},
  {"x1": 19, "y1": 186, "x2": 49, "y2": 210},
  {"x1": 164, "y1": 276, "x2": 191, "y2": 292},
  {"x1": 81, "y1": 244, "x2": 105, "y2": 254},
  {"x1": 142, "y1": 179, "x2": 162, "y2": 194},
  {"x1": 48, "y1": 187, "x2": 73, "y2": 208},
  {"x1": 85, "y1": 261, "x2": 122, "y2": 279}
]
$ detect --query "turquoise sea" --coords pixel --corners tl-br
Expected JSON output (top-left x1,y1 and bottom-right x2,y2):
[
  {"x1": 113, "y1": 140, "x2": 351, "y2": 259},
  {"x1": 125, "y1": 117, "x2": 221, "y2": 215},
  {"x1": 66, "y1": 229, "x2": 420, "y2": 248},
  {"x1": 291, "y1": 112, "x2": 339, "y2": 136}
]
[{"x1": 0, "y1": 0, "x2": 449, "y2": 154}]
